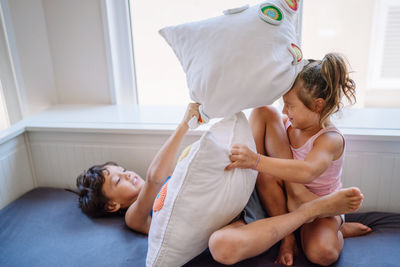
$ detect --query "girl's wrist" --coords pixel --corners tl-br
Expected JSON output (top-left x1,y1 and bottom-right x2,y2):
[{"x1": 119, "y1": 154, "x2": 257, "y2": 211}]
[{"x1": 253, "y1": 153, "x2": 261, "y2": 170}]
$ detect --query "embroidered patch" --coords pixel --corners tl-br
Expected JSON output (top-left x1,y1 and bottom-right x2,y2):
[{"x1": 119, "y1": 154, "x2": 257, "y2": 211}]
[
  {"x1": 178, "y1": 144, "x2": 193, "y2": 163},
  {"x1": 153, "y1": 180, "x2": 169, "y2": 213},
  {"x1": 281, "y1": 0, "x2": 299, "y2": 12},
  {"x1": 258, "y1": 3, "x2": 284, "y2": 25},
  {"x1": 288, "y1": 43, "x2": 302, "y2": 64}
]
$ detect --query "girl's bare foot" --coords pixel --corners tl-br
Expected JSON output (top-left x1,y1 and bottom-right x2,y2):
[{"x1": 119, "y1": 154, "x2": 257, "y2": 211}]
[
  {"x1": 275, "y1": 233, "x2": 298, "y2": 266},
  {"x1": 301, "y1": 187, "x2": 363, "y2": 221},
  {"x1": 341, "y1": 222, "x2": 372, "y2": 238}
]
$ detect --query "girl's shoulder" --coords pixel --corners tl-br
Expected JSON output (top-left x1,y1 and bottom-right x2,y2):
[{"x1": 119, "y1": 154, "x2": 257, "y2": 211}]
[
  {"x1": 313, "y1": 125, "x2": 345, "y2": 160},
  {"x1": 317, "y1": 123, "x2": 344, "y2": 142}
]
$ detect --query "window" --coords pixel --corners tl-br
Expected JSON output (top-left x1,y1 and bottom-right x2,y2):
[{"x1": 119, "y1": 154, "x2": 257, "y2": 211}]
[
  {"x1": 369, "y1": 0, "x2": 400, "y2": 89},
  {"x1": 0, "y1": 1, "x2": 21, "y2": 129},
  {"x1": 302, "y1": 0, "x2": 400, "y2": 108},
  {"x1": 129, "y1": 0, "x2": 399, "y2": 108},
  {"x1": 129, "y1": 0, "x2": 261, "y2": 105}
]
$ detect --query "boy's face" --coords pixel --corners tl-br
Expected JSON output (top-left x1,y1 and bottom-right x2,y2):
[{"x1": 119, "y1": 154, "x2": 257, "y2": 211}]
[{"x1": 101, "y1": 165, "x2": 145, "y2": 211}]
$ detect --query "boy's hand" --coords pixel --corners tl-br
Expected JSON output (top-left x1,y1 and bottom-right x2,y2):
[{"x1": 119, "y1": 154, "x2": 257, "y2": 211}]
[
  {"x1": 225, "y1": 144, "x2": 258, "y2": 170},
  {"x1": 181, "y1": 103, "x2": 201, "y2": 128}
]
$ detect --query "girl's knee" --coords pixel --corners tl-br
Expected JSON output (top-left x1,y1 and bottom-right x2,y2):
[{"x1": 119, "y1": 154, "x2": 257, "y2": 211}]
[
  {"x1": 304, "y1": 243, "x2": 340, "y2": 266},
  {"x1": 251, "y1": 106, "x2": 281, "y2": 123},
  {"x1": 209, "y1": 231, "x2": 243, "y2": 265}
]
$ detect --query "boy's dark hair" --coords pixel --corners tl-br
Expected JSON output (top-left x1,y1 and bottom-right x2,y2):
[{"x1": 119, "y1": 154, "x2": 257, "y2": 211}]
[{"x1": 76, "y1": 161, "x2": 119, "y2": 217}]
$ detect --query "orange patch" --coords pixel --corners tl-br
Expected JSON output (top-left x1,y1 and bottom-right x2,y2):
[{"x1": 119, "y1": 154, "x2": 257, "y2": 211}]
[{"x1": 153, "y1": 181, "x2": 169, "y2": 212}]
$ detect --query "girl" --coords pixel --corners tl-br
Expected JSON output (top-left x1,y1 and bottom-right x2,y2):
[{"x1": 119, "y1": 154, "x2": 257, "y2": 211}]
[
  {"x1": 77, "y1": 102, "x2": 364, "y2": 265},
  {"x1": 226, "y1": 53, "x2": 371, "y2": 266}
]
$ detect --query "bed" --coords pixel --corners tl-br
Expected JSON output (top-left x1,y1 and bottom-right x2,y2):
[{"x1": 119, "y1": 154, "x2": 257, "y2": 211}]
[{"x1": 1, "y1": 187, "x2": 399, "y2": 267}]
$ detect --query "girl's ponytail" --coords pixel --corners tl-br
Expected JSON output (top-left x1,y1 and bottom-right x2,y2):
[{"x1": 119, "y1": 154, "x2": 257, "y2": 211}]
[{"x1": 296, "y1": 53, "x2": 356, "y2": 127}]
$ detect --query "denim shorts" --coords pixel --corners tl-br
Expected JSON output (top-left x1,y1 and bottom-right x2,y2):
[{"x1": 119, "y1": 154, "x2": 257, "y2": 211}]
[{"x1": 233, "y1": 189, "x2": 269, "y2": 224}]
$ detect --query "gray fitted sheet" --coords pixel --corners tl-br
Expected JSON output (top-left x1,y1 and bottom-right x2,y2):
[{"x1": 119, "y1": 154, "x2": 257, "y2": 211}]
[{"x1": 1, "y1": 187, "x2": 399, "y2": 267}]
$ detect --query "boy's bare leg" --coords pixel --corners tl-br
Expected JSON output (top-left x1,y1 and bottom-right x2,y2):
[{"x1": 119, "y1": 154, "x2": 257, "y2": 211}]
[
  {"x1": 208, "y1": 187, "x2": 363, "y2": 265},
  {"x1": 286, "y1": 182, "x2": 372, "y2": 237},
  {"x1": 250, "y1": 106, "x2": 297, "y2": 266}
]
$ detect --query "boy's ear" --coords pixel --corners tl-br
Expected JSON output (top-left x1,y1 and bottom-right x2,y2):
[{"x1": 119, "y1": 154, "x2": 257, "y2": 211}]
[{"x1": 105, "y1": 201, "x2": 120, "y2": 213}]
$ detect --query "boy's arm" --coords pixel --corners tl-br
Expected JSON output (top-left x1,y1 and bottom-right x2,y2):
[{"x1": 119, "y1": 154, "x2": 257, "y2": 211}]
[{"x1": 125, "y1": 103, "x2": 200, "y2": 234}]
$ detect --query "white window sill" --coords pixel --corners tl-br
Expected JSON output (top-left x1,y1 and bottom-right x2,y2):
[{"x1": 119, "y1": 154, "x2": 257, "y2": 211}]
[{"x1": 1, "y1": 104, "x2": 400, "y2": 145}]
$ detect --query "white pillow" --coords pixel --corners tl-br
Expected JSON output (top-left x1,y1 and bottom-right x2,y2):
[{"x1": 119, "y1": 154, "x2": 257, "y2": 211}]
[
  {"x1": 146, "y1": 112, "x2": 257, "y2": 267},
  {"x1": 160, "y1": 0, "x2": 304, "y2": 119}
]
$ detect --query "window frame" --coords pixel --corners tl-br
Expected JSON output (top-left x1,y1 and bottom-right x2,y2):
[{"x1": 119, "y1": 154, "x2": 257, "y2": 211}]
[{"x1": 100, "y1": 0, "x2": 138, "y2": 105}]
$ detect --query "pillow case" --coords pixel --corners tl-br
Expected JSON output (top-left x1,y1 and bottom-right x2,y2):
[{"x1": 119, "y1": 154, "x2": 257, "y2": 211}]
[
  {"x1": 160, "y1": 0, "x2": 304, "y2": 119},
  {"x1": 146, "y1": 112, "x2": 257, "y2": 267}
]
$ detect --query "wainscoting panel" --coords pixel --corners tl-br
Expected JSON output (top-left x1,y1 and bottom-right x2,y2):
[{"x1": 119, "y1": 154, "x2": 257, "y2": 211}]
[
  {"x1": 28, "y1": 131, "x2": 199, "y2": 191},
  {"x1": 342, "y1": 140, "x2": 400, "y2": 212},
  {"x1": 25, "y1": 130, "x2": 400, "y2": 213},
  {"x1": 0, "y1": 133, "x2": 35, "y2": 209}
]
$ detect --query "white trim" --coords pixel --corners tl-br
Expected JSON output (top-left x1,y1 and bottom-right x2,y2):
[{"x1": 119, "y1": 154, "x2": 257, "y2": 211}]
[
  {"x1": 100, "y1": 0, "x2": 138, "y2": 105},
  {"x1": 368, "y1": 0, "x2": 400, "y2": 90},
  {"x1": 0, "y1": 79, "x2": 10, "y2": 130},
  {"x1": 1, "y1": 105, "x2": 400, "y2": 146},
  {"x1": 23, "y1": 131, "x2": 38, "y2": 188}
]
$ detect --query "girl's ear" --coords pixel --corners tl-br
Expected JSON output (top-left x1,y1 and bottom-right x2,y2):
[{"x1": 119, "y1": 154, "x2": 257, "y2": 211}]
[
  {"x1": 313, "y1": 98, "x2": 326, "y2": 113},
  {"x1": 105, "y1": 201, "x2": 120, "y2": 213}
]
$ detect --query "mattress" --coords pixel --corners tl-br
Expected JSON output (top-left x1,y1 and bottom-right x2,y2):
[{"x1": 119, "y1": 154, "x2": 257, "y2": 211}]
[{"x1": 1, "y1": 187, "x2": 399, "y2": 267}]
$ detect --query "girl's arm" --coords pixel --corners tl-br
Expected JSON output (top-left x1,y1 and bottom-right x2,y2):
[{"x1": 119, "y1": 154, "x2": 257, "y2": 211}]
[
  {"x1": 226, "y1": 131, "x2": 343, "y2": 184},
  {"x1": 125, "y1": 103, "x2": 200, "y2": 233}
]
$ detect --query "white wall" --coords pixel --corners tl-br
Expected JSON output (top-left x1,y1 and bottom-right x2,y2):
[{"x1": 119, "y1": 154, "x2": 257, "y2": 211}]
[
  {"x1": 42, "y1": 0, "x2": 110, "y2": 104},
  {"x1": 6, "y1": 0, "x2": 57, "y2": 116},
  {"x1": 2, "y1": 0, "x2": 111, "y2": 118}
]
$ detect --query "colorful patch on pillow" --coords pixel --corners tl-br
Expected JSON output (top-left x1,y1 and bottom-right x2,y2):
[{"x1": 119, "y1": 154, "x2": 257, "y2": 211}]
[
  {"x1": 146, "y1": 112, "x2": 257, "y2": 267},
  {"x1": 159, "y1": 0, "x2": 304, "y2": 119}
]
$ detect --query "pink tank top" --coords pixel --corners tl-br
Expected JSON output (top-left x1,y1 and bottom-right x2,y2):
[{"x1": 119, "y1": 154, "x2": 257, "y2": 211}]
[{"x1": 285, "y1": 119, "x2": 344, "y2": 196}]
